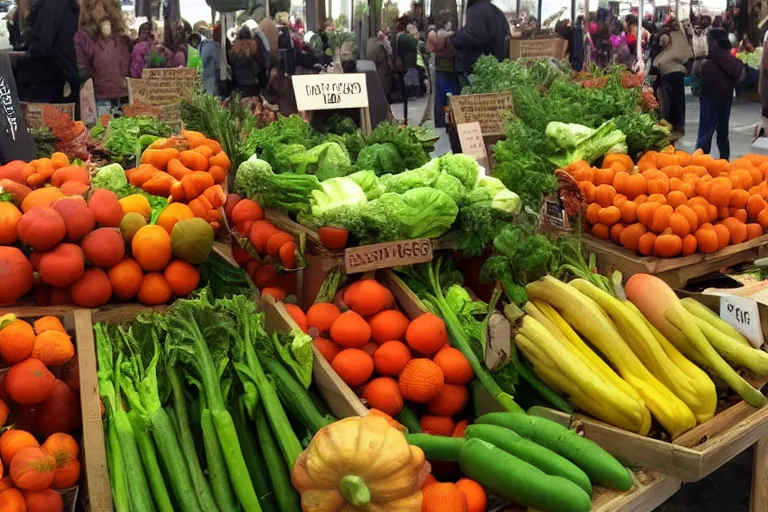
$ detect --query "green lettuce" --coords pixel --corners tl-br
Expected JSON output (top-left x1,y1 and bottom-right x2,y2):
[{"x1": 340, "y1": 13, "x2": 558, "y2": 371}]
[
  {"x1": 439, "y1": 153, "x2": 481, "y2": 189},
  {"x1": 310, "y1": 177, "x2": 368, "y2": 218},
  {"x1": 347, "y1": 170, "x2": 384, "y2": 200},
  {"x1": 355, "y1": 142, "x2": 405, "y2": 176},
  {"x1": 91, "y1": 163, "x2": 128, "y2": 193}
]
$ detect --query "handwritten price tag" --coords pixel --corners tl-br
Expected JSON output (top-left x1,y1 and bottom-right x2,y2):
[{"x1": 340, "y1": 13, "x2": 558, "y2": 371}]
[
  {"x1": 344, "y1": 239, "x2": 433, "y2": 274},
  {"x1": 456, "y1": 122, "x2": 489, "y2": 170},
  {"x1": 720, "y1": 295, "x2": 765, "y2": 349}
]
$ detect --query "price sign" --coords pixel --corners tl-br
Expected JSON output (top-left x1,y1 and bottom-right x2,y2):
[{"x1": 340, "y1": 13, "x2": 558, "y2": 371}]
[
  {"x1": 720, "y1": 295, "x2": 765, "y2": 349},
  {"x1": 344, "y1": 239, "x2": 433, "y2": 274},
  {"x1": 456, "y1": 122, "x2": 489, "y2": 170},
  {"x1": 292, "y1": 73, "x2": 369, "y2": 111},
  {"x1": 449, "y1": 92, "x2": 513, "y2": 136}
]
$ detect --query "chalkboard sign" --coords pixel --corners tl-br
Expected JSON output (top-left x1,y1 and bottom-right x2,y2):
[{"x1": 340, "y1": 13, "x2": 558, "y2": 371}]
[
  {"x1": 0, "y1": 52, "x2": 35, "y2": 163},
  {"x1": 292, "y1": 73, "x2": 369, "y2": 111}
]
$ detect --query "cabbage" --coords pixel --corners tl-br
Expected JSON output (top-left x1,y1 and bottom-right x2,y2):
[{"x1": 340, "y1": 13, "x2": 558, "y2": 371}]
[
  {"x1": 310, "y1": 177, "x2": 368, "y2": 218},
  {"x1": 347, "y1": 170, "x2": 384, "y2": 200},
  {"x1": 91, "y1": 163, "x2": 128, "y2": 193},
  {"x1": 355, "y1": 142, "x2": 405, "y2": 176},
  {"x1": 545, "y1": 122, "x2": 595, "y2": 150},
  {"x1": 439, "y1": 153, "x2": 481, "y2": 189}
]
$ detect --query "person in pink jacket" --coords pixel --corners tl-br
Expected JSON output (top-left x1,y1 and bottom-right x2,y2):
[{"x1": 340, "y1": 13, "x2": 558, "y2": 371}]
[{"x1": 129, "y1": 21, "x2": 186, "y2": 79}]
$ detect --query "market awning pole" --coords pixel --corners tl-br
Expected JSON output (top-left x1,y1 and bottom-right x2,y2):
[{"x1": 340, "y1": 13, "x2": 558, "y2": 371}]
[{"x1": 637, "y1": 0, "x2": 644, "y2": 73}]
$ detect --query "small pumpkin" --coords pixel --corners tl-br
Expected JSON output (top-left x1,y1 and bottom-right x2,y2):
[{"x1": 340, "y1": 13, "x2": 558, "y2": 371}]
[
  {"x1": 81, "y1": 227, "x2": 125, "y2": 268},
  {"x1": 24, "y1": 488, "x2": 64, "y2": 512},
  {"x1": 0, "y1": 488, "x2": 26, "y2": 512},
  {"x1": 32, "y1": 330, "x2": 75, "y2": 366},
  {"x1": 16, "y1": 205, "x2": 66, "y2": 251},
  {"x1": 9, "y1": 446, "x2": 56, "y2": 491},
  {"x1": 51, "y1": 457, "x2": 80, "y2": 489},
  {"x1": 42, "y1": 433, "x2": 80, "y2": 489},
  {"x1": 0, "y1": 398, "x2": 8, "y2": 428},
  {"x1": 20, "y1": 187, "x2": 64, "y2": 213},
  {"x1": 132, "y1": 225, "x2": 172, "y2": 271},
  {"x1": 171, "y1": 218, "x2": 214, "y2": 264},
  {"x1": 0, "y1": 476, "x2": 12, "y2": 491},
  {"x1": 0, "y1": 202, "x2": 22, "y2": 245},
  {"x1": 69, "y1": 267, "x2": 112, "y2": 307},
  {"x1": 0, "y1": 316, "x2": 35, "y2": 364},
  {"x1": 291, "y1": 415, "x2": 427, "y2": 512},
  {"x1": 157, "y1": 203, "x2": 195, "y2": 234},
  {"x1": 36, "y1": 379, "x2": 82, "y2": 437},
  {"x1": 38, "y1": 243, "x2": 86, "y2": 288},
  {"x1": 0, "y1": 247, "x2": 33, "y2": 305},
  {"x1": 87, "y1": 189, "x2": 123, "y2": 227},
  {"x1": 118, "y1": 194, "x2": 152, "y2": 220},
  {"x1": 0, "y1": 429, "x2": 40, "y2": 466},
  {"x1": 51, "y1": 196, "x2": 94, "y2": 242},
  {"x1": 5, "y1": 358, "x2": 56, "y2": 405}
]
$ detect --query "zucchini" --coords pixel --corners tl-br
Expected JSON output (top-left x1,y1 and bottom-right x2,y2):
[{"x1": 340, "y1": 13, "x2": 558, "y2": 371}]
[
  {"x1": 459, "y1": 438, "x2": 591, "y2": 512},
  {"x1": 476, "y1": 412, "x2": 633, "y2": 491},
  {"x1": 406, "y1": 434, "x2": 465, "y2": 461},
  {"x1": 465, "y1": 424, "x2": 591, "y2": 495}
]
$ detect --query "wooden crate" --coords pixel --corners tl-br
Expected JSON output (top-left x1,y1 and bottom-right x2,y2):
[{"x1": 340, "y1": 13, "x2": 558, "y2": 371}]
[
  {"x1": 0, "y1": 308, "x2": 112, "y2": 512},
  {"x1": 591, "y1": 471, "x2": 681, "y2": 512},
  {"x1": 583, "y1": 233, "x2": 768, "y2": 288},
  {"x1": 530, "y1": 396, "x2": 768, "y2": 482}
]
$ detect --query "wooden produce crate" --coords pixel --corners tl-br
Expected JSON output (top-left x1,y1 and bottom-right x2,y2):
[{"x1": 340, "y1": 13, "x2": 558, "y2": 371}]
[
  {"x1": 590, "y1": 471, "x2": 681, "y2": 512},
  {"x1": 0, "y1": 307, "x2": 112, "y2": 512},
  {"x1": 583, "y1": 233, "x2": 768, "y2": 288},
  {"x1": 530, "y1": 391, "x2": 768, "y2": 483}
]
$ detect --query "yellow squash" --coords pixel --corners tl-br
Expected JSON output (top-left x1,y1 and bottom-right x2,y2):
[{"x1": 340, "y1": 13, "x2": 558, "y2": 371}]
[{"x1": 291, "y1": 414, "x2": 428, "y2": 512}]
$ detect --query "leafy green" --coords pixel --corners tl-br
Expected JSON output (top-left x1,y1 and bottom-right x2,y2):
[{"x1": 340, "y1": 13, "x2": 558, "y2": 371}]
[
  {"x1": 387, "y1": 188, "x2": 458, "y2": 239},
  {"x1": 271, "y1": 330, "x2": 313, "y2": 389},
  {"x1": 544, "y1": 122, "x2": 595, "y2": 150},
  {"x1": 454, "y1": 183, "x2": 521, "y2": 257},
  {"x1": 433, "y1": 173, "x2": 467, "y2": 203},
  {"x1": 355, "y1": 142, "x2": 405, "y2": 176},
  {"x1": 235, "y1": 155, "x2": 321, "y2": 214},
  {"x1": 288, "y1": 142, "x2": 353, "y2": 181},
  {"x1": 613, "y1": 113, "x2": 671, "y2": 158},
  {"x1": 439, "y1": 153, "x2": 481, "y2": 189},
  {"x1": 347, "y1": 170, "x2": 384, "y2": 200},
  {"x1": 378, "y1": 162, "x2": 440, "y2": 194},
  {"x1": 98, "y1": 116, "x2": 173, "y2": 161},
  {"x1": 91, "y1": 163, "x2": 129, "y2": 192},
  {"x1": 548, "y1": 120, "x2": 627, "y2": 168},
  {"x1": 365, "y1": 122, "x2": 430, "y2": 171},
  {"x1": 261, "y1": 143, "x2": 307, "y2": 174},
  {"x1": 310, "y1": 177, "x2": 368, "y2": 218}
]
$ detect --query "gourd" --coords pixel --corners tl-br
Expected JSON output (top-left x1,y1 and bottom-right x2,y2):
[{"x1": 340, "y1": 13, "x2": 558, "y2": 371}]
[
  {"x1": 291, "y1": 414, "x2": 427, "y2": 512},
  {"x1": 38, "y1": 243, "x2": 85, "y2": 288},
  {"x1": 171, "y1": 218, "x2": 214, "y2": 264},
  {"x1": 16, "y1": 205, "x2": 66, "y2": 251},
  {"x1": 0, "y1": 247, "x2": 33, "y2": 304},
  {"x1": 9, "y1": 446, "x2": 55, "y2": 491},
  {"x1": 51, "y1": 196, "x2": 94, "y2": 242}
]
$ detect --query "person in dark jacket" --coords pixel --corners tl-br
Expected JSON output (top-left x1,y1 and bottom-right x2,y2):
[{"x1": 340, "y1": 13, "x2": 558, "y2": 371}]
[
  {"x1": 753, "y1": 31, "x2": 768, "y2": 139},
  {"x1": 16, "y1": 0, "x2": 80, "y2": 108},
  {"x1": 695, "y1": 28, "x2": 745, "y2": 160},
  {"x1": 229, "y1": 26, "x2": 263, "y2": 98},
  {"x1": 449, "y1": 0, "x2": 509, "y2": 80}
]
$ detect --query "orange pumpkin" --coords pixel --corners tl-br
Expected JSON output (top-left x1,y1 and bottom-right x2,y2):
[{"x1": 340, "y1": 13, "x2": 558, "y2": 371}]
[
  {"x1": 51, "y1": 457, "x2": 80, "y2": 489},
  {"x1": 42, "y1": 433, "x2": 79, "y2": 462},
  {"x1": 5, "y1": 358, "x2": 56, "y2": 405},
  {"x1": 16, "y1": 205, "x2": 66, "y2": 252},
  {"x1": 87, "y1": 189, "x2": 123, "y2": 227},
  {"x1": 0, "y1": 398, "x2": 7, "y2": 428},
  {"x1": 163, "y1": 260, "x2": 200, "y2": 297},
  {"x1": 0, "y1": 202, "x2": 22, "y2": 245},
  {"x1": 9, "y1": 447, "x2": 55, "y2": 491},
  {"x1": 0, "y1": 476, "x2": 12, "y2": 491},
  {"x1": 69, "y1": 268, "x2": 112, "y2": 308},
  {"x1": 38, "y1": 243, "x2": 85, "y2": 289},
  {"x1": 20, "y1": 188, "x2": 65, "y2": 213},
  {"x1": 51, "y1": 196, "x2": 95, "y2": 242},
  {"x1": 157, "y1": 203, "x2": 195, "y2": 234},
  {"x1": 0, "y1": 318, "x2": 35, "y2": 365},
  {"x1": 36, "y1": 380, "x2": 81, "y2": 437},
  {"x1": 132, "y1": 225, "x2": 172, "y2": 271},
  {"x1": 0, "y1": 247, "x2": 33, "y2": 305},
  {"x1": 107, "y1": 258, "x2": 144, "y2": 301},
  {"x1": 32, "y1": 331, "x2": 74, "y2": 367},
  {"x1": 81, "y1": 228, "x2": 125, "y2": 268},
  {"x1": 0, "y1": 488, "x2": 26, "y2": 512},
  {"x1": 0, "y1": 430, "x2": 40, "y2": 466},
  {"x1": 24, "y1": 488, "x2": 64, "y2": 512}
]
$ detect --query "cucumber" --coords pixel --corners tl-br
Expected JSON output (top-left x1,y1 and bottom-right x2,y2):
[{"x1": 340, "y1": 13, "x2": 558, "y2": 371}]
[
  {"x1": 465, "y1": 424, "x2": 592, "y2": 495},
  {"x1": 406, "y1": 434, "x2": 465, "y2": 461},
  {"x1": 396, "y1": 404, "x2": 422, "y2": 433},
  {"x1": 476, "y1": 412, "x2": 633, "y2": 491},
  {"x1": 459, "y1": 438, "x2": 592, "y2": 512}
]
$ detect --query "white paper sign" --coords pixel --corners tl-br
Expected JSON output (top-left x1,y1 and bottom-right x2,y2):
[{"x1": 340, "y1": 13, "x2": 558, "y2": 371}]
[
  {"x1": 720, "y1": 295, "x2": 765, "y2": 349},
  {"x1": 291, "y1": 73, "x2": 369, "y2": 111},
  {"x1": 456, "y1": 121, "x2": 489, "y2": 170}
]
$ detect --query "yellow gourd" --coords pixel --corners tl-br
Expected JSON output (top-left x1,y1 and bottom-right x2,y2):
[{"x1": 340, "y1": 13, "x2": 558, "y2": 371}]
[
  {"x1": 118, "y1": 194, "x2": 152, "y2": 221},
  {"x1": 291, "y1": 414, "x2": 427, "y2": 511}
]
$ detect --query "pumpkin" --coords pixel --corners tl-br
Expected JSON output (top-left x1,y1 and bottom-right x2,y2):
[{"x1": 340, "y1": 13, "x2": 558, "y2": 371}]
[
  {"x1": 0, "y1": 316, "x2": 35, "y2": 364},
  {"x1": 171, "y1": 218, "x2": 214, "y2": 264},
  {"x1": 108, "y1": 257, "x2": 144, "y2": 301},
  {"x1": 132, "y1": 225, "x2": 172, "y2": 271},
  {"x1": 0, "y1": 202, "x2": 22, "y2": 245},
  {"x1": 163, "y1": 260, "x2": 200, "y2": 297},
  {"x1": 0, "y1": 398, "x2": 7, "y2": 427},
  {"x1": 5, "y1": 358, "x2": 56, "y2": 405},
  {"x1": 69, "y1": 268, "x2": 112, "y2": 307},
  {"x1": 50, "y1": 166, "x2": 89, "y2": 188},
  {"x1": 291, "y1": 415, "x2": 427, "y2": 512},
  {"x1": 0, "y1": 476, "x2": 12, "y2": 491},
  {"x1": 0, "y1": 430, "x2": 40, "y2": 466},
  {"x1": 119, "y1": 212, "x2": 147, "y2": 244},
  {"x1": 157, "y1": 203, "x2": 195, "y2": 234},
  {"x1": 87, "y1": 189, "x2": 123, "y2": 227},
  {"x1": 51, "y1": 196, "x2": 95, "y2": 242},
  {"x1": 9, "y1": 447, "x2": 55, "y2": 491},
  {"x1": 20, "y1": 187, "x2": 64, "y2": 213},
  {"x1": 16, "y1": 205, "x2": 66, "y2": 251},
  {"x1": 38, "y1": 243, "x2": 85, "y2": 288},
  {"x1": 0, "y1": 248, "x2": 33, "y2": 304},
  {"x1": 0, "y1": 178, "x2": 32, "y2": 205},
  {"x1": 36, "y1": 379, "x2": 81, "y2": 437},
  {"x1": 0, "y1": 488, "x2": 26, "y2": 512},
  {"x1": 137, "y1": 272, "x2": 173, "y2": 305},
  {"x1": 24, "y1": 488, "x2": 64, "y2": 512},
  {"x1": 51, "y1": 457, "x2": 80, "y2": 489},
  {"x1": 119, "y1": 194, "x2": 151, "y2": 220},
  {"x1": 42, "y1": 433, "x2": 79, "y2": 461},
  {"x1": 32, "y1": 331, "x2": 75, "y2": 366},
  {"x1": 81, "y1": 228, "x2": 125, "y2": 268}
]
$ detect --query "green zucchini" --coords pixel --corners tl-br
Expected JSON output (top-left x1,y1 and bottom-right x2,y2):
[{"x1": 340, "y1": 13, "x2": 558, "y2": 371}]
[
  {"x1": 406, "y1": 434, "x2": 465, "y2": 461},
  {"x1": 396, "y1": 404, "x2": 422, "y2": 433},
  {"x1": 476, "y1": 412, "x2": 633, "y2": 491},
  {"x1": 459, "y1": 438, "x2": 591, "y2": 512},
  {"x1": 465, "y1": 424, "x2": 591, "y2": 495}
]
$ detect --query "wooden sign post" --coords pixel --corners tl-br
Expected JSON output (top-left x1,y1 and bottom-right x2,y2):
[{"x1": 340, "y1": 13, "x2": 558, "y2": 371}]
[
  {"x1": 344, "y1": 238, "x2": 433, "y2": 274},
  {"x1": 291, "y1": 73, "x2": 372, "y2": 134},
  {"x1": 127, "y1": 68, "x2": 199, "y2": 123},
  {"x1": 456, "y1": 121, "x2": 489, "y2": 170},
  {"x1": 449, "y1": 92, "x2": 514, "y2": 137}
]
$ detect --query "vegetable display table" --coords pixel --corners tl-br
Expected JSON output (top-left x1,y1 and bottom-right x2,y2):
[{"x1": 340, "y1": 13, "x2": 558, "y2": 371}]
[{"x1": 583, "y1": 233, "x2": 768, "y2": 289}]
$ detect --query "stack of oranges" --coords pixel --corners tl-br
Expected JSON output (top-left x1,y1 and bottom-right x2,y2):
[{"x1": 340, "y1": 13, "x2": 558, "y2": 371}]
[{"x1": 572, "y1": 149, "x2": 768, "y2": 257}]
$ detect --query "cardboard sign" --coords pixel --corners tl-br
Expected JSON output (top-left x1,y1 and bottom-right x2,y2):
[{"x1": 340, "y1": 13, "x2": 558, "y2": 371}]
[
  {"x1": 20, "y1": 102, "x2": 75, "y2": 130},
  {"x1": 292, "y1": 73, "x2": 369, "y2": 112},
  {"x1": 344, "y1": 239, "x2": 433, "y2": 274},
  {"x1": 128, "y1": 68, "x2": 199, "y2": 122},
  {"x1": 720, "y1": 295, "x2": 765, "y2": 349},
  {"x1": 509, "y1": 37, "x2": 568, "y2": 60},
  {"x1": 0, "y1": 52, "x2": 35, "y2": 163},
  {"x1": 456, "y1": 121, "x2": 489, "y2": 169},
  {"x1": 449, "y1": 92, "x2": 513, "y2": 136}
]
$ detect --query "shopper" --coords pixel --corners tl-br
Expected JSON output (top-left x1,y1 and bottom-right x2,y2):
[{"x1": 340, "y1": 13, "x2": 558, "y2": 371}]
[
  {"x1": 609, "y1": 22, "x2": 633, "y2": 69},
  {"x1": 394, "y1": 16, "x2": 419, "y2": 98},
  {"x1": 653, "y1": 20, "x2": 693, "y2": 136},
  {"x1": 192, "y1": 22, "x2": 220, "y2": 97},
  {"x1": 753, "y1": 28, "x2": 768, "y2": 139},
  {"x1": 15, "y1": 0, "x2": 80, "y2": 106},
  {"x1": 74, "y1": 1, "x2": 130, "y2": 109},
  {"x1": 695, "y1": 28, "x2": 745, "y2": 160},
  {"x1": 449, "y1": 0, "x2": 509, "y2": 82},
  {"x1": 229, "y1": 26, "x2": 263, "y2": 98},
  {"x1": 130, "y1": 22, "x2": 156, "y2": 78}
]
